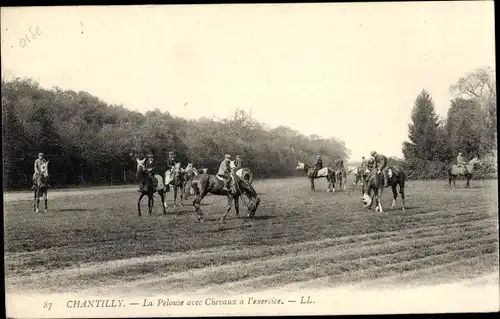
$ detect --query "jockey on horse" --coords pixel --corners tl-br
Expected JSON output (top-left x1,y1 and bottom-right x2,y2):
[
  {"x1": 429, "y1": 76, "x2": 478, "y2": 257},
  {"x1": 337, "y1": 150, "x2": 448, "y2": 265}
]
[
  {"x1": 31, "y1": 152, "x2": 48, "y2": 190},
  {"x1": 138, "y1": 153, "x2": 159, "y2": 192},
  {"x1": 312, "y1": 155, "x2": 323, "y2": 178},
  {"x1": 370, "y1": 151, "x2": 389, "y2": 188},
  {"x1": 334, "y1": 156, "x2": 344, "y2": 170},
  {"x1": 218, "y1": 154, "x2": 233, "y2": 192},
  {"x1": 456, "y1": 152, "x2": 467, "y2": 170},
  {"x1": 233, "y1": 154, "x2": 243, "y2": 172},
  {"x1": 164, "y1": 151, "x2": 176, "y2": 191}
]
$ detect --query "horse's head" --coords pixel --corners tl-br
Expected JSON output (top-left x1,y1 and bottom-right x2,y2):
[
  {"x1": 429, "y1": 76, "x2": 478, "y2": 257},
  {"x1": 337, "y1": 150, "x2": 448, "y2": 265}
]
[
  {"x1": 229, "y1": 160, "x2": 236, "y2": 170},
  {"x1": 136, "y1": 158, "x2": 146, "y2": 174},
  {"x1": 185, "y1": 162, "x2": 194, "y2": 172},
  {"x1": 469, "y1": 156, "x2": 482, "y2": 166},
  {"x1": 360, "y1": 194, "x2": 372, "y2": 208},
  {"x1": 248, "y1": 196, "x2": 261, "y2": 217},
  {"x1": 296, "y1": 161, "x2": 305, "y2": 171},
  {"x1": 202, "y1": 168, "x2": 208, "y2": 174},
  {"x1": 40, "y1": 161, "x2": 49, "y2": 178}
]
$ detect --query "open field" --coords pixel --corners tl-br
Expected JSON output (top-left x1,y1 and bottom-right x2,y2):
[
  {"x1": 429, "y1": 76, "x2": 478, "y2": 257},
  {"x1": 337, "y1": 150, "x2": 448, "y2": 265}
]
[{"x1": 4, "y1": 176, "x2": 499, "y2": 307}]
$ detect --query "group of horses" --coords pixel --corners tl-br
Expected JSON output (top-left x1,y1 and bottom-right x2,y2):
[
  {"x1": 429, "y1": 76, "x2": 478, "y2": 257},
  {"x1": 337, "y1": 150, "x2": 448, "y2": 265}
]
[
  {"x1": 295, "y1": 156, "x2": 483, "y2": 213},
  {"x1": 134, "y1": 157, "x2": 259, "y2": 225},
  {"x1": 31, "y1": 154, "x2": 483, "y2": 222}
]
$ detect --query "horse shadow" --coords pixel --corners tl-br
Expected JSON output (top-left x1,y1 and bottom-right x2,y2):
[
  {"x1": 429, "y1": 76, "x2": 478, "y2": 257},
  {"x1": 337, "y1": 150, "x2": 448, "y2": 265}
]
[
  {"x1": 59, "y1": 208, "x2": 96, "y2": 212},
  {"x1": 242, "y1": 215, "x2": 274, "y2": 220}
]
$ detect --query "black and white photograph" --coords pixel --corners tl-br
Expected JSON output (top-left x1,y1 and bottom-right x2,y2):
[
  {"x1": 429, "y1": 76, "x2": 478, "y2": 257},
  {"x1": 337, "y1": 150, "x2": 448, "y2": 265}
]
[{"x1": 2, "y1": 2, "x2": 498, "y2": 317}]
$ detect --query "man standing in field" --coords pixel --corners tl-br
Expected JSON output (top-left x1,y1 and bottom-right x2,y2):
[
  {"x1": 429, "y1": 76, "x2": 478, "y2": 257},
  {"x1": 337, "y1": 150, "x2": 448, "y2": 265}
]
[
  {"x1": 312, "y1": 155, "x2": 323, "y2": 178},
  {"x1": 334, "y1": 156, "x2": 344, "y2": 170},
  {"x1": 371, "y1": 151, "x2": 389, "y2": 187},
  {"x1": 218, "y1": 154, "x2": 232, "y2": 192},
  {"x1": 360, "y1": 156, "x2": 367, "y2": 171},
  {"x1": 31, "y1": 152, "x2": 48, "y2": 190}
]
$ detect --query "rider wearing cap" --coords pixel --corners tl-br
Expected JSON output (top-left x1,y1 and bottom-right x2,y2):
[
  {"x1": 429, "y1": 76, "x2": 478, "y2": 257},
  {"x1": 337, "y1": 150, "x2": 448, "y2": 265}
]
[
  {"x1": 31, "y1": 152, "x2": 48, "y2": 190},
  {"x1": 139, "y1": 152, "x2": 158, "y2": 192},
  {"x1": 457, "y1": 152, "x2": 467, "y2": 168},
  {"x1": 334, "y1": 155, "x2": 344, "y2": 170},
  {"x1": 312, "y1": 155, "x2": 323, "y2": 178},
  {"x1": 371, "y1": 151, "x2": 389, "y2": 187},
  {"x1": 164, "y1": 151, "x2": 176, "y2": 190},
  {"x1": 233, "y1": 154, "x2": 243, "y2": 173},
  {"x1": 218, "y1": 154, "x2": 232, "y2": 192}
]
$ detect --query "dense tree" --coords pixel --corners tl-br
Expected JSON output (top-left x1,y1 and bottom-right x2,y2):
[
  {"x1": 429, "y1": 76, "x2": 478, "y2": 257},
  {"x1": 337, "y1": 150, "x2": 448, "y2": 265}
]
[
  {"x1": 1, "y1": 77, "x2": 350, "y2": 189},
  {"x1": 402, "y1": 90, "x2": 441, "y2": 161}
]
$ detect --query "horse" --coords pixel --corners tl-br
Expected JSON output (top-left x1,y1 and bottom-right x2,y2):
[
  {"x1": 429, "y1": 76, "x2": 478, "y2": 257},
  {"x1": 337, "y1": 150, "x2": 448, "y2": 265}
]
[
  {"x1": 33, "y1": 161, "x2": 50, "y2": 213},
  {"x1": 167, "y1": 163, "x2": 186, "y2": 208},
  {"x1": 335, "y1": 167, "x2": 348, "y2": 191},
  {"x1": 295, "y1": 161, "x2": 336, "y2": 192},
  {"x1": 182, "y1": 162, "x2": 199, "y2": 199},
  {"x1": 135, "y1": 158, "x2": 167, "y2": 217},
  {"x1": 361, "y1": 165, "x2": 406, "y2": 212},
  {"x1": 448, "y1": 156, "x2": 482, "y2": 188},
  {"x1": 190, "y1": 172, "x2": 261, "y2": 225},
  {"x1": 350, "y1": 165, "x2": 368, "y2": 190},
  {"x1": 229, "y1": 160, "x2": 254, "y2": 184}
]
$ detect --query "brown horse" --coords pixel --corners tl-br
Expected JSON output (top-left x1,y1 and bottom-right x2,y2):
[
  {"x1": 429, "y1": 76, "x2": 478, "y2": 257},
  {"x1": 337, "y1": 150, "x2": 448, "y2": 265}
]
[
  {"x1": 335, "y1": 167, "x2": 348, "y2": 191},
  {"x1": 448, "y1": 156, "x2": 481, "y2": 188},
  {"x1": 135, "y1": 158, "x2": 167, "y2": 217},
  {"x1": 361, "y1": 165, "x2": 406, "y2": 212},
  {"x1": 295, "y1": 161, "x2": 336, "y2": 192},
  {"x1": 33, "y1": 161, "x2": 49, "y2": 213},
  {"x1": 190, "y1": 173, "x2": 261, "y2": 224}
]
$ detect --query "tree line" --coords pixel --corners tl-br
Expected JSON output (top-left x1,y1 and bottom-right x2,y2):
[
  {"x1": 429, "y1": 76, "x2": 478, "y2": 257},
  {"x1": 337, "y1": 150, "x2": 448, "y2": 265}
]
[
  {"x1": 400, "y1": 66, "x2": 497, "y2": 180},
  {"x1": 2, "y1": 76, "x2": 350, "y2": 190}
]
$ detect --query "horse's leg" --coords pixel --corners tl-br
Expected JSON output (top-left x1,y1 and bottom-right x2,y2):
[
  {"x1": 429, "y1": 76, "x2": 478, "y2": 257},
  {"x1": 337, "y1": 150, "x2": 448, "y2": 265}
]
[
  {"x1": 173, "y1": 186, "x2": 177, "y2": 209},
  {"x1": 137, "y1": 193, "x2": 145, "y2": 217},
  {"x1": 376, "y1": 188, "x2": 384, "y2": 213},
  {"x1": 148, "y1": 193, "x2": 154, "y2": 215},
  {"x1": 391, "y1": 184, "x2": 398, "y2": 210},
  {"x1": 399, "y1": 182, "x2": 405, "y2": 210},
  {"x1": 234, "y1": 195, "x2": 240, "y2": 217},
  {"x1": 466, "y1": 174, "x2": 470, "y2": 188},
  {"x1": 193, "y1": 190, "x2": 207, "y2": 222},
  {"x1": 310, "y1": 178, "x2": 315, "y2": 191},
  {"x1": 180, "y1": 184, "x2": 184, "y2": 207},
  {"x1": 36, "y1": 190, "x2": 40, "y2": 213},
  {"x1": 219, "y1": 195, "x2": 233, "y2": 224},
  {"x1": 33, "y1": 190, "x2": 37, "y2": 212},
  {"x1": 44, "y1": 189, "x2": 48, "y2": 213},
  {"x1": 160, "y1": 191, "x2": 167, "y2": 215}
]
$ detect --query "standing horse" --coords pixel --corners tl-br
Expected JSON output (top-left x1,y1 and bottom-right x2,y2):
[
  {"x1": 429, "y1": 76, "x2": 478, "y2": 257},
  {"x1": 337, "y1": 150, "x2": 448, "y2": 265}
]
[
  {"x1": 135, "y1": 158, "x2": 167, "y2": 217},
  {"x1": 448, "y1": 156, "x2": 482, "y2": 188},
  {"x1": 335, "y1": 167, "x2": 348, "y2": 191},
  {"x1": 295, "y1": 161, "x2": 336, "y2": 192},
  {"x1": 167, "y1": 163, "x2": 186, "y2": 208},
  {"x1": 182, "y1": 163, "x2": 198, "y2": 199},
  {"x1": 229, "y1": 160, "x2": 254, "y2": 184},
  {"x1": 190, "y1": 173, "x2": 261, "y2": 225},
  {"x1": 33, "y1": 161, "x2": 49, "y2": 213},
  {"x1": 361, "y1": 166, "x2": 406, "y2": 212},
  {"x1": 350, "y1": 165, "x2": 368, "y2": 191}
]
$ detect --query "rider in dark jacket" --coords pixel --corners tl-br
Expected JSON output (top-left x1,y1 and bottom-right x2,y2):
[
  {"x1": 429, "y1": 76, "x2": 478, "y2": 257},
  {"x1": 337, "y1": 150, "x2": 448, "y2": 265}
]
[
  {"x1": 371, "y1": 151, "x2": 388, "y2": 187},
  {"x1": 312, "y1": 155, "x2": 323, "y2": 177}
]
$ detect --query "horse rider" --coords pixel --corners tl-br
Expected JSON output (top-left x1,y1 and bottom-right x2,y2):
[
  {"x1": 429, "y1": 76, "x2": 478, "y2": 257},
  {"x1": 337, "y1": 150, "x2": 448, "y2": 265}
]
[
  {"x1": 164, "y1": 151, "x2": 176, "y2": 189},
  {"x1": 218, "y1": 154, "x2": 233, "y2": 192},
  {"x1": 366, "y1": 156, "x2": 375, "y2": 173},
  {"x1": 334, "y1": 156, "x2": 344, "y2": 170},
  {"x1": 31, "y1": 152, "x2": 48, "y2": 190},
  {"x1": 371, "y1": 151, "x2": 389, "y2": 187},
  {"x1": 233, "y1": 154, "x2": 243, "y2": 173},
  {"x1": 457, "y1": 152, "x2": 467, "y2": 169},
  {"x1": 360, "y1": 156, "x2": 367, "y2": 171},
  {"x1": 312, "y1": 155, "x2": 323, "y2": 178},
  {"x1": 139, "y1": 153, "x2": 158, "y2": 192}
]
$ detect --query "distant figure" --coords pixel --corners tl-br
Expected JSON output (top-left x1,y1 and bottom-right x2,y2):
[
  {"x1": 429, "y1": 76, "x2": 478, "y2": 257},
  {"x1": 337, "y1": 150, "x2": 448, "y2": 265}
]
[
  {"x1": 312, "y1": 155, "x2": 323, "y2": 178},
  {"x1": 360, "y1": 156, "x2": 367, "y2": 170},
  {"x1": 217, "y1": 154, "x2": 232, "y2": 192},
  {"x1": 334, "y1": 156, "x2": 344, "y2": 169},
  {"x1": 139, "y1": 153, "x2": 157, "y2": 192},
  {"x1": 31, "y1": 152, "x2": 48, "y2": 190},
  {"x1": 233, "y1": 154, "x2": 243, "y2": 172}
]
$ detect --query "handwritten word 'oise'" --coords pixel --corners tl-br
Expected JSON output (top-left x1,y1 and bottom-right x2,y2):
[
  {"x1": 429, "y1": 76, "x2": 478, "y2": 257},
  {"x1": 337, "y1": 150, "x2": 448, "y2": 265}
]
[{"x1": 20, "y1": 26, "x2": 42, "y2": 48}]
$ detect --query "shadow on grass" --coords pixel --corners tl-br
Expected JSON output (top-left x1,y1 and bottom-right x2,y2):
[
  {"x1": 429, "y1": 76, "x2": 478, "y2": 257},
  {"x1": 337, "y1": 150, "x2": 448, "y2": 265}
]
[{"x1": 59, "y1": 208, "x2": 96, "y2": 212}]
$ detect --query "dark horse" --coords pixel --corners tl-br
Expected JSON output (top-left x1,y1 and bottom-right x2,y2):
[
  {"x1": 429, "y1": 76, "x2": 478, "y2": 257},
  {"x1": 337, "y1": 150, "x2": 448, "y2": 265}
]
[
  {"x1": 181, "y1": 163, "x2": 202, "y2": 199},
  {"x1": 361, "y1": 165, "x2": 406, "y2": 212},
  {"x1": 33, "y1": 161, "x2": 49, "y2": 213},
  {"x1": 135, "y1": 157, "x2": 167, "y2": 217},
  {"x1": 448, "y1": 156, "x2": 481, "y2": 188},
  {"x1": 190, "y1": 173, "x2": 261, "y2": 224},
  {"x1": 335, "y1": 167, "x2": 348, "y2": 191},
  {"x1": 295, "y1": 161, "x2": 336, "y2": 192}
]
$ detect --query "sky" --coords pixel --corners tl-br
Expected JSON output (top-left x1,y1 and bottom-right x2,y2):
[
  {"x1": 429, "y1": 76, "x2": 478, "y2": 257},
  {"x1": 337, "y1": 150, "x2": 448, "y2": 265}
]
[{"x1": 1, "y1": 2, "x2": 495, "y2": 160}]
